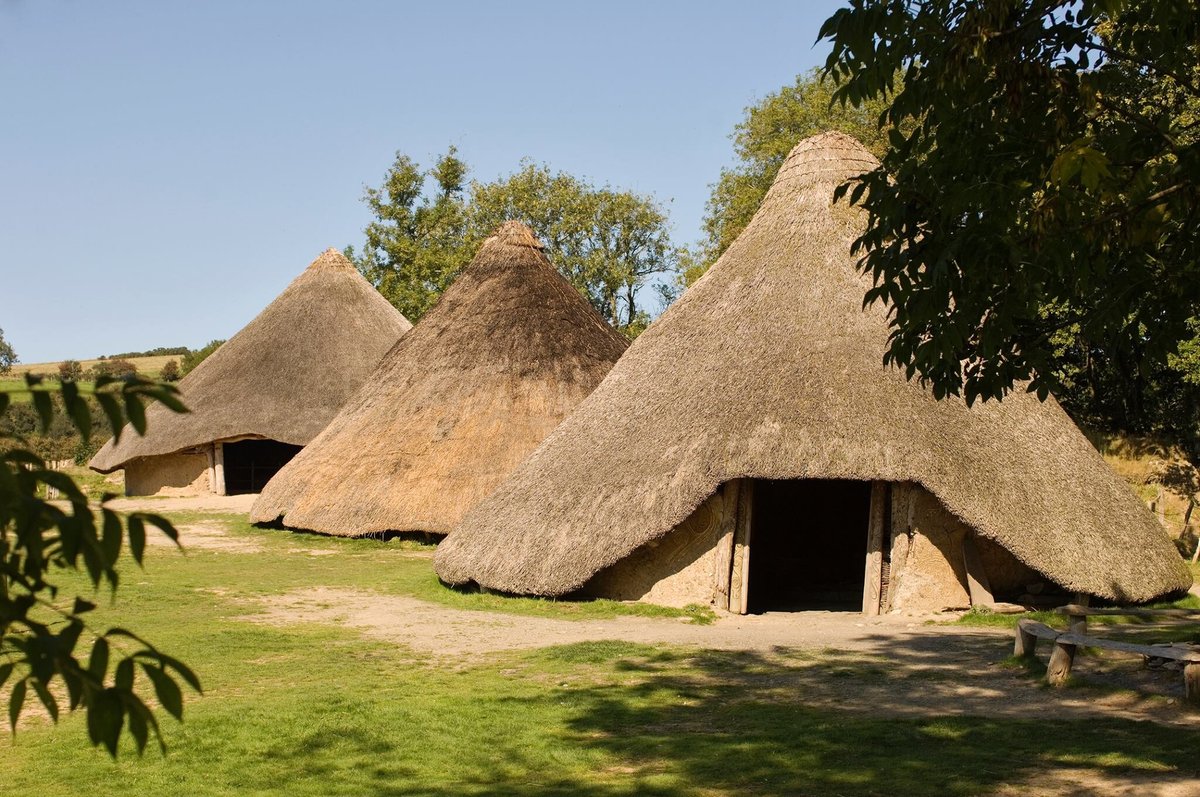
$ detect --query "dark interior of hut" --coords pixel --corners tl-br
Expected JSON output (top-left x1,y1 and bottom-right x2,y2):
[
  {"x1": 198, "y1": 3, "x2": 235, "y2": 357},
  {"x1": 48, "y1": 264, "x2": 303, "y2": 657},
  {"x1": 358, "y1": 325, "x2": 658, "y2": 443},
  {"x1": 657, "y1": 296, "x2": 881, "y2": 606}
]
[
  {"x1": 747, "y1": 478, "x2": 872, "y2": 612},
  {"x1": 222, "y1": 439, "x2": 303, "y2": 494}
]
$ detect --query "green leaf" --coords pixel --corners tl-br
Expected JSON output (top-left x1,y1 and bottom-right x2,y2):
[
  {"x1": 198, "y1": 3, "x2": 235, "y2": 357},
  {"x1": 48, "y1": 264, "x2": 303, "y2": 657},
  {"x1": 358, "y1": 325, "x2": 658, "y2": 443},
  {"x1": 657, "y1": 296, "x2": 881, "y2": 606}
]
[
  {"x1": 127, "y1": 700, "x2": 149, "y2": 754},
  {"x1": 74, "y1": 597, "x2": 98, "y2": 615},
  {"x1": 63, "y1": 670, "x2": 83, "y2": 711},
  {"x1": 143, "y1": 665, "x2": 184, "y2": 720},
  {"x1": 32, "y1": 679, "x2": 59, "y2": 722},
  {"x1": 138, "y1": 513, "x2": 181, "y2": 549},
  {"x1": 89, "y1": 637, "x2": 111, "y2": 679},
  {"x1": 124, "y1": 392, "x2": 147, "y2": 435},
  {"x1": 9, "y1": 679, "x2": 26, "y2": 731},
  {"x1": 86, "y1": 689, "x2": 123, "y2": 757},
  {"x1": 31, "y1": 390, "x2": 53, "y2": 432},
  {"x1": 101, "y1": 508, "x2": 123, "y2": 565},
  {"x1": 0, "y1": 663, "x2": 12, "y2": 688},
  {"x1": 159, "y1": 655, "x2": 203, "y2": 694},
  {"x1": 0, "y1": 391, "x2": 10, "y2": 416},
  {"x1": 62, "y1": 380, "x2": 92, "y2": 441},
  {"x1": 115, "y1": 658, "x2": 135, "y2": 691},
  {"x1": 95, "y1": 392, "x2": 126, "y2": 444},
  {"x1": 140, "y1": 385, "x2": 188, "y2": 414},
  {"x1": 128, "y1": 515, "x2": 146, "y2": 565}
]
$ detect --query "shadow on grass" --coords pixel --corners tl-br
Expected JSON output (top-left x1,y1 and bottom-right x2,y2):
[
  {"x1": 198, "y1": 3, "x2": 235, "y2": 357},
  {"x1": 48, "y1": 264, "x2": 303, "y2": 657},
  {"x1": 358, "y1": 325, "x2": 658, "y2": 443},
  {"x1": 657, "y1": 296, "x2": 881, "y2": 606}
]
[{"x1": 251, "y1": 632, "x2": 1199, "y2": 796}]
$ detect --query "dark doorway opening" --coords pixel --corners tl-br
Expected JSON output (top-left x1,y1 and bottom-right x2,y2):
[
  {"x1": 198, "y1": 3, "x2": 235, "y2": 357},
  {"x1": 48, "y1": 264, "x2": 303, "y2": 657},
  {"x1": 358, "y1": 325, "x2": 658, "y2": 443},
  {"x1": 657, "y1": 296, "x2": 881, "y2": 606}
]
[
  {"x1": 223, "y1": 439, "x2": 302, "y2": 495},
  {"x1": 746, "y1": 479, "x2": 872, "y2": 612}
]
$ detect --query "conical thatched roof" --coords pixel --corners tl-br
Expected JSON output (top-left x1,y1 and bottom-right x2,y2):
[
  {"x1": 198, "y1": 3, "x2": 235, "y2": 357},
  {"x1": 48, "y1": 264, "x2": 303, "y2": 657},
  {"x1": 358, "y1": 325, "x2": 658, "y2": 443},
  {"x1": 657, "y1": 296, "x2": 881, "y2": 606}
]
[
  {"x1": 249, "y1": 221, "x2": 628, "y2": 536},
  {"x1": 90, "y1": 249, "x2": 412, "y2": 472},
  {"x1": 435, "y1": 132, "x2": 1191, "y2": 603}
]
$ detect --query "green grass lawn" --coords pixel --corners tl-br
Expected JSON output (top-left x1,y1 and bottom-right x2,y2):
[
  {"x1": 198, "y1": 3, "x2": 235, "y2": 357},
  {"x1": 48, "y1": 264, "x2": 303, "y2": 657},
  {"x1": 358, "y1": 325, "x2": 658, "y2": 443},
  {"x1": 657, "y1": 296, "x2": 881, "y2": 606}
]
[{"x1": 4, "y1": 511, "x2": 1199, "y2": 795}]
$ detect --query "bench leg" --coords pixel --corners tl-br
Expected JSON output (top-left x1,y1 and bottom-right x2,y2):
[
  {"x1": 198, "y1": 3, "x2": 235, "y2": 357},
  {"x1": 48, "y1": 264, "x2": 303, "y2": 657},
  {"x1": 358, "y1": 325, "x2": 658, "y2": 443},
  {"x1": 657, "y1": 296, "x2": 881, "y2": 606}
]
[
  {"x1": 1047, "y1": 641, "x2": 1076, "y2": 686},
  {"x1": 1014, "y1": 626, "x2": 1038, "y2": 657},
  {"x1": 1185, "y1": 664, "x2": 1200, "y2": 706}
]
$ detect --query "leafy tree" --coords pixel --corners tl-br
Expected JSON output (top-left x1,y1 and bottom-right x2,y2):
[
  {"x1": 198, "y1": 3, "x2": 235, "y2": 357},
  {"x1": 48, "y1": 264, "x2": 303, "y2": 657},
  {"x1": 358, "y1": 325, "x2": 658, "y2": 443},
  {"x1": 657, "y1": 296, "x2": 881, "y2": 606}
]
[
  {"x1": 0, "y1": 328, "x2": 16, "y2": 374},
  {"x1": 695, "y1": 68, "x2": 892, "y2": 275},
  {"x1": 159, "y1": 360, "x2": 180, "y2": 383},
  {"x1": 819, "y1": 0, "x2": 1200, "y2": 404},
  {"x1": 352, "y1": 150, "x2": 678, "y2": 337},
  {"x1": 1, "y1": 375, "x2": 200, "y2": 754},
  {"x1": 180, "y1": 340, "x2": 224, "y2": 377},
  {"x1": 470, "y1": 163, "x2": 677, "y2": 335},
  {"x1": 104, "y1": 347, "x2": 189, "y2": 359},
  {"x1": 352, "y1": 147, "x2": 475, "y2": 322},
  {"x1": 93, "y1": 359, "x2": 138, "y2": 379},
  {"x1": 58, "y1": 360, "x2": 84, "y2": 382}
]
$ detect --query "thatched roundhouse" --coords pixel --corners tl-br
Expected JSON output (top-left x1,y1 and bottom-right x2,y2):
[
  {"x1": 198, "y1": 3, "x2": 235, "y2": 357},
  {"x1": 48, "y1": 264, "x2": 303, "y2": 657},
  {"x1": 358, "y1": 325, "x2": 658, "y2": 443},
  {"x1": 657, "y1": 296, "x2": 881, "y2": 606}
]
[
  {"x1": 249, "y1": 221, "x2": 628, "y2": 537},
  {"x1": 435, "y1": 133, "x2": 1191, "y2": 613},
  {"x1": 90, "y1": 249, "x2": 411, "y2": 495}
]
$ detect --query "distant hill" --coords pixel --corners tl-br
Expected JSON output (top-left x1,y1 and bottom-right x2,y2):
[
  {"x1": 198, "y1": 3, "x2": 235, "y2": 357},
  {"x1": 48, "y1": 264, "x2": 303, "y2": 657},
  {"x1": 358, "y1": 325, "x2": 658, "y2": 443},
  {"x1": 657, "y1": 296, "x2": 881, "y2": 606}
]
[{"x1": 98, "y1": 346, "x2": 189, "y2": 359}]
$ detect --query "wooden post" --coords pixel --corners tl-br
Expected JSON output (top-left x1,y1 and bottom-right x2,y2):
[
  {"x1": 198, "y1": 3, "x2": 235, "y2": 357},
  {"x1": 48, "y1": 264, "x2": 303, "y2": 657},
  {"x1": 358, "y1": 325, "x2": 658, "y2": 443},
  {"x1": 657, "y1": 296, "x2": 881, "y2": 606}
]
[
  {"x1": 212, "y1": 442, "x2": 226, "y2": 496},
  {"x1": 1067, "y1": 594, "x2": 1090, "y2": 635},
  {"x1": 862, "y1": 481, "x2": 887, "y2": 615},
  {"x1": 1013, "y1": 623, "x2": 1037, "y2": 658},
  {"x1": 1048, "y1": 594, "x2": 1089, "y2": 686},
  {"x1": 729, "y1": 480, "x2": 754, "y2": 615},
  {"x1": 1185, "y1": 663, "x2": 1200, "y2": 706},
  {"x1": 1047, "y1": 640, "x2": 1076, "y2": 686},
  {"x1": 711, "y1": 481, "x2": 741, "y2": 611}
]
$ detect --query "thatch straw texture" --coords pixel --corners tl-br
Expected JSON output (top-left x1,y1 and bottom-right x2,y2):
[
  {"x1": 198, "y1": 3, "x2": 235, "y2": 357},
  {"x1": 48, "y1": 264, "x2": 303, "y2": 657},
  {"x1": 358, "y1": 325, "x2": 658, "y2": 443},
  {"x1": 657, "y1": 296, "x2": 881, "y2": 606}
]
[
  {"x1": 435, "y1": 132, "x2": 1191, "y2": 603},
  {"x1": 249, "y1": 222, "x2": 628, "y2": 536},
  {"x1": 90, "y1": 249, "x2": 411, "y2": 472}
]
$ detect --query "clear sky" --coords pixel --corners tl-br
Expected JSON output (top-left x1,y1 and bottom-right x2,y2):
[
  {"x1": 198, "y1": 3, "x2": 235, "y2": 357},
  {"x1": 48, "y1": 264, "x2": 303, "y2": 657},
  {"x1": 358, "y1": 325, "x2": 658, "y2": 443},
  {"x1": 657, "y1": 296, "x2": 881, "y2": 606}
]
[{"x1": 2, "y1": 0, "x2": 844, "y2": 363}]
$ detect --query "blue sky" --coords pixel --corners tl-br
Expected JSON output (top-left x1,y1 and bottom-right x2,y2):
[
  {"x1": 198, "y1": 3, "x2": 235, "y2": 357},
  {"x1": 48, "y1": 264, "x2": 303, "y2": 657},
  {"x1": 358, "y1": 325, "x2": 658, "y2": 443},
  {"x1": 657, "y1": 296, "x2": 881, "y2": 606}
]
[{"x1": 2, "y1": 0, "x2": 844, "y2": 363}]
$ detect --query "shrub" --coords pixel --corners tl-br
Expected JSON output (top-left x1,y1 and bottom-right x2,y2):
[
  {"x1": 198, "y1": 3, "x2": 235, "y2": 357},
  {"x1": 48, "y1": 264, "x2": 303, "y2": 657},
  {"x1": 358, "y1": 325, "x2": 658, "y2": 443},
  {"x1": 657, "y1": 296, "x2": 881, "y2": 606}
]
[{"x1": 58, "y1": 359, "x2": 84, "y2": 381}]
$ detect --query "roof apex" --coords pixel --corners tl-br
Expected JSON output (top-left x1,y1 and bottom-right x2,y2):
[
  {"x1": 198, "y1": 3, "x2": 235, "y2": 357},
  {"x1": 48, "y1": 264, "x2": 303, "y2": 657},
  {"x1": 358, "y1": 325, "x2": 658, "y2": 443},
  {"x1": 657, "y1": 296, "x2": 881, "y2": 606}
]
[
  {"x1": 305, "y1": 248, "x2": 356, "y2": 273},
  {"x1": 486, "y1": 221, "x2": 544, "y2": 251}
]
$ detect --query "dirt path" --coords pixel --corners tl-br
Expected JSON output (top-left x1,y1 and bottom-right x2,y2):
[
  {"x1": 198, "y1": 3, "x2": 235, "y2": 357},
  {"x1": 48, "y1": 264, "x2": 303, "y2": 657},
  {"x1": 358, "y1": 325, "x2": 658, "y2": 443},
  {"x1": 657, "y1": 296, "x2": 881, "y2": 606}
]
[
  {"x1": 146, "y1": 514, "x2": 1198, "y2": 735},
  {"x1": 105, "y1": 493, "x2": 259, "y2": 514},
  {"x1": 249, "y1": 585, "x2": 973, "y2": 655},
  {"x1": 246, "y1": 584, "x2": 1199, "y2": 733}
]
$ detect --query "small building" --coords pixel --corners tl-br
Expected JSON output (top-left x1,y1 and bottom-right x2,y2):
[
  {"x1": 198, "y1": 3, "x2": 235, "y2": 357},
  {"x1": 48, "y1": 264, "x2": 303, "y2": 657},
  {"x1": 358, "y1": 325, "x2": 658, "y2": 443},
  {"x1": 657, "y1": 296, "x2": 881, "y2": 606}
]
[
  {"x1": 90, "y1": 249, "x2": 411, "y2": 495},
  {"x1": 250, "y1": 222, "x2": 628, "y2": 537},
  {"x1": 435, "y1": 133, "x2": 1191, "y2": 613}
]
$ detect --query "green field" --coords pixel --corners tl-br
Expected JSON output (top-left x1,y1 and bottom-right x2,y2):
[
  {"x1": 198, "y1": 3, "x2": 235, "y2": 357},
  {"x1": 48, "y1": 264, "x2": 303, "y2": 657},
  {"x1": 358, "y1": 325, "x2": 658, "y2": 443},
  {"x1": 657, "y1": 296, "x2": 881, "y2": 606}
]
[
  {"x1": 1, "y1": 355, "x2": 179, "y2": 403},
  {"x1": 3, "y1": 510, "x2": 1197, "y2": 795},
  {"x1": 8, "y1": 355, "x2": 180, "y2": 379}
]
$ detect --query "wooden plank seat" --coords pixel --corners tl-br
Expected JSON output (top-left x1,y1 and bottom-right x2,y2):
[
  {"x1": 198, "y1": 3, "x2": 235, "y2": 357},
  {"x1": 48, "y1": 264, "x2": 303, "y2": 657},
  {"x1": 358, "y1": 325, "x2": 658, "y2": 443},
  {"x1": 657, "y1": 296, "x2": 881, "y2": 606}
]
[
  {"x1": 1013, "y1": 618, "x2": 1200, "y2": 705},
  {"x1": 1056, "y1": 603, "x2": 1200, "y2": 620}
]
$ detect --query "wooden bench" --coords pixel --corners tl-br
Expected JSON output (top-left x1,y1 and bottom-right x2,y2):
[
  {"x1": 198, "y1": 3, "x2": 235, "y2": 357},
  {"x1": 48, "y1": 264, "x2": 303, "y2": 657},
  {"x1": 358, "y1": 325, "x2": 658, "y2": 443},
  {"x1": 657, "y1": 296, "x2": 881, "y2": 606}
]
[{"x1": 1014, "y1": 612, "x2": 1200, "y2": 705}]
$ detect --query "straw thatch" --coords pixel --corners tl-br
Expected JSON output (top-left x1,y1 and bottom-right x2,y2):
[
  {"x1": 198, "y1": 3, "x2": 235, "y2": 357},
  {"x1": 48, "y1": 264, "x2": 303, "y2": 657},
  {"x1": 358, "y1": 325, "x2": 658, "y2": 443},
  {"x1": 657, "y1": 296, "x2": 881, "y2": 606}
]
[
  {"x1": 435, "y1": 132, "x2": 1191, "y2": 603},
  {"x1": 90, "y1": 249, "x2": 411, "y2": 473},
  {"x1": 249, "y1": 221, "x2": 628, "y2": 536}
]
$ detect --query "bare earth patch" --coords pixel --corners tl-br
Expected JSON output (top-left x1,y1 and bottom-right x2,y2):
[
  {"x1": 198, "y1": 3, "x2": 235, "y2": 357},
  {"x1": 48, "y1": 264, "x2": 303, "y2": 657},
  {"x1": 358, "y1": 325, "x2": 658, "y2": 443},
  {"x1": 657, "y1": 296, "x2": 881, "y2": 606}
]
[
  {"x1": 144, "y1": 519, "x2": 265, "y2": 553},
  {"x1": 104, "y1": 493, "x2": 259, "y2": 515},
  {"x1": 245, "y1": 585, "x2": 1199, "y2": 734}
]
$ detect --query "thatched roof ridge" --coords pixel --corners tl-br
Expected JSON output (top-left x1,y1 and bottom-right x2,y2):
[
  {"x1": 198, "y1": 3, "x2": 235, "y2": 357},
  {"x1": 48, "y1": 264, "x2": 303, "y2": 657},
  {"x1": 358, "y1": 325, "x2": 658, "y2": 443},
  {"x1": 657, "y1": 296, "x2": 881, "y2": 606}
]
[
  {"x1": 90, "y1": 249, "x2": 411, "y2": 472},
  {"x1": 249, "y1": 222, "x2": 628, "y2": 536},
  {"x1": 434, "y1": 132, "x2": 1191, "y2": 603}
]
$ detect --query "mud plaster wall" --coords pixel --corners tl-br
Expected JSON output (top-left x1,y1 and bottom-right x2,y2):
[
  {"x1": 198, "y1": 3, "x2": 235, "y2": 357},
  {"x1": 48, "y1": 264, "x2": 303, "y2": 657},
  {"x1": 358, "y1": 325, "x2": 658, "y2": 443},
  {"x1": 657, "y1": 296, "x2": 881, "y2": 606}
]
[
  {"x1": 587, "y1": 479, "x2": 1046, "y2": 613},
  {"x1": 582, "y1": 492, "x2": 725, "y2": 607},
  {"x1": 885, "y1": 483, "x2": 1044, "y2": 611},
  {"x1": 124, "y1": 450, "x2": 210, "y2": 496},
  {"x1": 974, "y1": 535, "x2": 1049, "y2": 598},
  {"x1": 886, "y1": 483, "x2": 970, "y2": 612}
]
